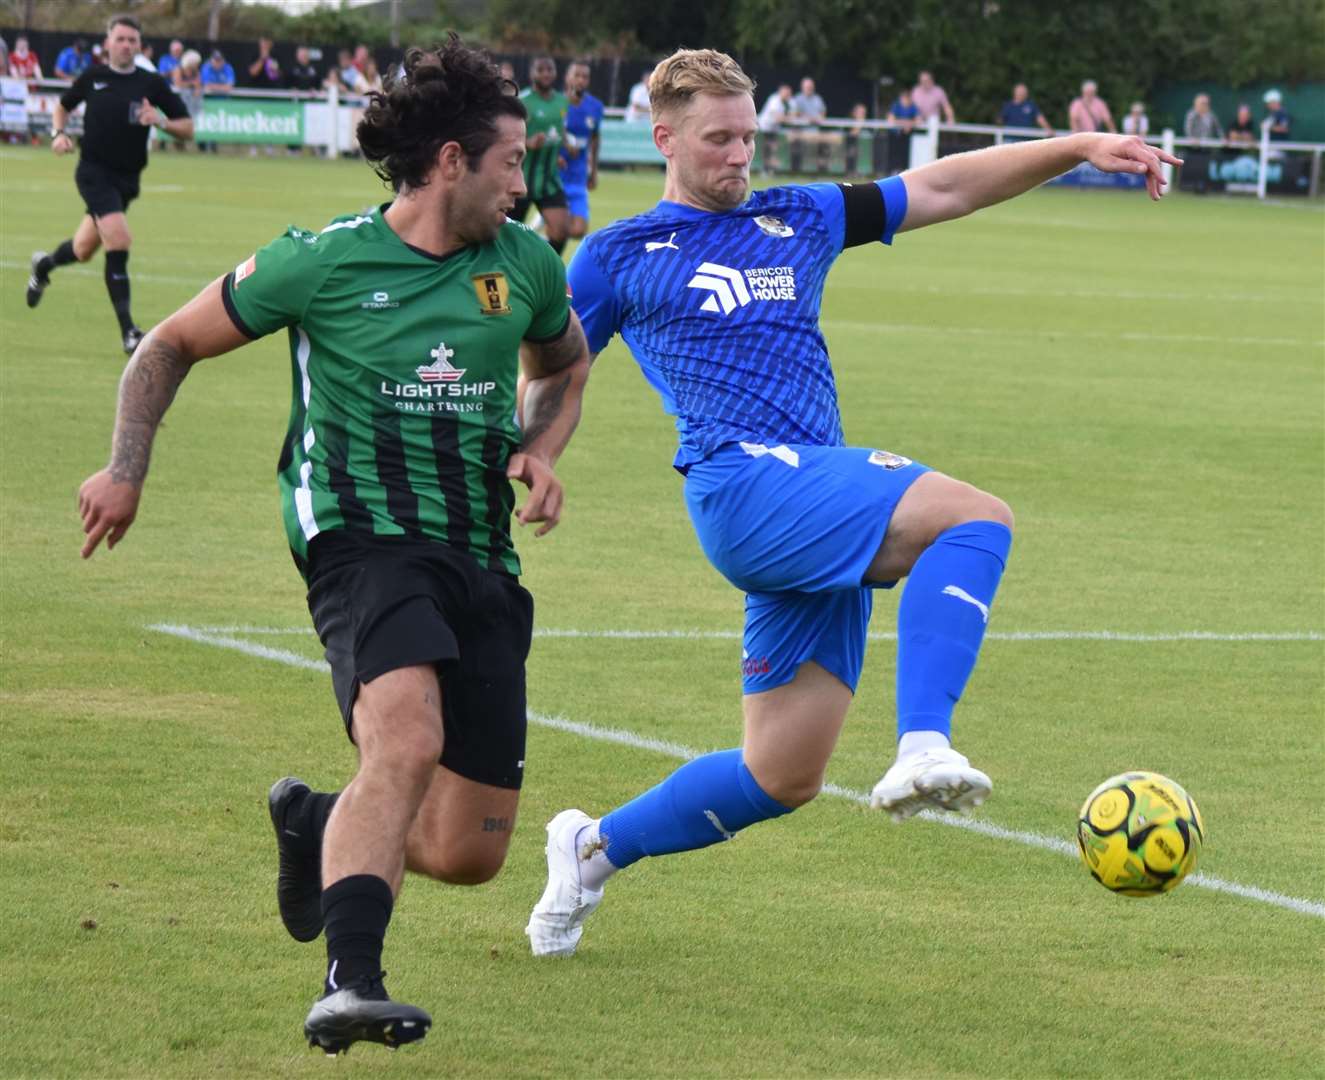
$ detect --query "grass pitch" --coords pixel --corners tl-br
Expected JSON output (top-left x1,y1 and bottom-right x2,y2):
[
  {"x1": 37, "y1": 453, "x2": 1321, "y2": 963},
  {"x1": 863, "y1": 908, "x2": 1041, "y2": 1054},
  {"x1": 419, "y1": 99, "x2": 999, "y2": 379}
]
[{"x1": 2, "y1": 147, "x2": 1323, "y2": 1078}]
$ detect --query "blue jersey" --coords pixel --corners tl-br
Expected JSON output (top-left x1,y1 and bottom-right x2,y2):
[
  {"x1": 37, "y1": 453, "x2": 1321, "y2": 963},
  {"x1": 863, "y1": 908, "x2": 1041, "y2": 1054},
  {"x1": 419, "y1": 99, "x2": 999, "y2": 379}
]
[
  {"x1": 568, "y1": 176, "x2": 908, "y2": 469},
  {"x1": 560, "y1": 92, "x2": 604, "y2": 190}
]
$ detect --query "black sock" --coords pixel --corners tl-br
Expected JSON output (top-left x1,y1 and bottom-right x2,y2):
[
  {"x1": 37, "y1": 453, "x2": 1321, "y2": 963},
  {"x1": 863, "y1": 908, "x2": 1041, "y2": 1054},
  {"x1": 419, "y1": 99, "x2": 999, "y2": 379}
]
[
  {"x1": 104, "y1": 249, "x2": 134, "y2": 333},
  {"x1": 288, "y1": 789, "x2": 340, "y2": 856},
  {"x1": 548, "y1": 236, "x2": 566, "y2": 255},
  {"x1": 38, "y1": 239, "x2": 77, "y2": 277},
  {"x1": 322, "y1": 874, "x2": 393, "y2": 996}
]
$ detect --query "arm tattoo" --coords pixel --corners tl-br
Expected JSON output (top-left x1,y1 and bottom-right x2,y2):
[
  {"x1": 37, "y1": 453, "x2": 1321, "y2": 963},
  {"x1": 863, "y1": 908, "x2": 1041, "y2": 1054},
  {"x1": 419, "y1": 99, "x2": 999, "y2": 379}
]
[
  {"x1": 520, "y1": 372, "x2": 570, "y2": 450},
  {"x1": 529, "y1": 317, "x2": 588, "y2": 376},
  {"x1": 109, "y1": 336, "x2": 192, "y2": 486}
]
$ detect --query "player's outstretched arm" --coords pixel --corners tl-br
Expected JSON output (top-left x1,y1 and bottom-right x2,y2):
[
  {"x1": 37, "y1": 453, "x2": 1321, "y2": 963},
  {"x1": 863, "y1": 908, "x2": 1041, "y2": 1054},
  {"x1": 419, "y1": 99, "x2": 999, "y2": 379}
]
[
  {"x1": 898, "y1": 132, "x2": 1183, "y2": 233},
  {"x1": 78, "y1": 277, "x2": 251, "y2": 558},
  {"x1": 510, "y1": 311, "x2": 592, "y2": 537}
]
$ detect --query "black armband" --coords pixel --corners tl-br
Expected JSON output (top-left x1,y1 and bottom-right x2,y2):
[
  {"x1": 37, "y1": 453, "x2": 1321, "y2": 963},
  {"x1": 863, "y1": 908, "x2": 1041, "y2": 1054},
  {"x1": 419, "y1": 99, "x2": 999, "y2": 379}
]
[{"x1": 838, "y1": 181, "x2": 887, "y2": 249}]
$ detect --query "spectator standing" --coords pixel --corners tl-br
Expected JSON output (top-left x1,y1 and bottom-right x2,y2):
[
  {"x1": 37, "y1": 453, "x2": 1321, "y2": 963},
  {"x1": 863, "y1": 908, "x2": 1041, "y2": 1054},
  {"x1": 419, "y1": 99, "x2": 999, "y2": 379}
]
[
  {"x1": 499, "y1": 61, "x2": 516, "y2": 86},
  {"x1": 0, "y1": 36, "x2": 9, "y2": 77},
  {"x1": 1262, "y1": 89, "x2": 1292, "y2": 141},
  {"x1": 999, "y1": 82, "x2": 1052, "y2": 135},
  {"x1": 134, "y1": 45, "x2": 156, "y2": 74},
  {"x1": 246, "y1": 37, "x2": 282, "y2": 90},
  {"x1": 157, "y1": 39, "x2": 183, "y2": 79},
  {"x1": 199, "y1": 49, "x2": 234, "y2": 152},
  {"x1": 286, "y1": 46, "x2": 320, "y2": 93},
  {"x1": 843, "y1": 102, "x2": 870, "y2": 177},
  {"x1": 172, "y1": 49, "x2": 203, "y2": 138},
  {"x1": 624, "y1": 65, "x2": 653, "y2": 123},
  {"x1": 757, "y1": 83, "x2": 792, "y2": 175},
  {"x1": 788, "y1": 76, "x2": 829, "y2": 174},
  {"x1": 1069, "y1": 80, "x2": 1115, "y2": 133},
  {"x1": 912, "y1": 70, "x2": 954, "y2": 124},
  {"x1": 1183, "y1": 94, "x2": 1222, "y2": 194},
  {"x1": 352, "y1": 44, "x2": 371, "y2": 78},
  {"x1": 330, "y1": 48, "x2": 365, "y2": 95},
  {"x1": 1122, "y1": 101, "x2": 1148, "y2": 136},
  {"x1": 1226, "y1": 103, "x2": 1256, "y2": 146},
  {"x1": 360, "y1": 57, "x2": 383, "y2": 94},
  {"x1": 55, "y1": 39, "x2": 92, "y2": 80},
  {"x1": 884, "y1": 87, "x2": 920, "y2": 174},
  {"x1": 8, "y1": 36, "x2": 42, "y2": 80}
]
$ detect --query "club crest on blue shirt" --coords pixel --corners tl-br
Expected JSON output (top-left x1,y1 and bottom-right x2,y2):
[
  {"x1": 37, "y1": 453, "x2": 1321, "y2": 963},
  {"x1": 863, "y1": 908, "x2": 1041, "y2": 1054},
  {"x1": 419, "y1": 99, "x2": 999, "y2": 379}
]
[
  {"x1": 868, "y1": 449, "x2": 912, "y2": 470},
  {"x1": 753, "y1": 215, "x2": 794, "y2": 238}
]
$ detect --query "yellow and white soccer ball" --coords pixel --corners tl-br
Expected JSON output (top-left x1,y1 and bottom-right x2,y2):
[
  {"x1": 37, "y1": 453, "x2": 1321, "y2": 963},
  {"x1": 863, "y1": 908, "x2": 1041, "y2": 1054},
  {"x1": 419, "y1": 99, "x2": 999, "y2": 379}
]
[{"x1": 1076, "y1": 771, "x2": 1205, "y2": 897}]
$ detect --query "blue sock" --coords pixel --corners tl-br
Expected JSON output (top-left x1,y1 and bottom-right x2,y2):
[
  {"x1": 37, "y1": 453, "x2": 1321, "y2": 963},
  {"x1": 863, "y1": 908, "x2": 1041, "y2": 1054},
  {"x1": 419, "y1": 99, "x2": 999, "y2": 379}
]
[
  {"x1": 896, "y1": 520, "x2": 1012, "y2": 739},
  {"x1": 599, "y1": 749, "x2": 792, "y2": 870}
]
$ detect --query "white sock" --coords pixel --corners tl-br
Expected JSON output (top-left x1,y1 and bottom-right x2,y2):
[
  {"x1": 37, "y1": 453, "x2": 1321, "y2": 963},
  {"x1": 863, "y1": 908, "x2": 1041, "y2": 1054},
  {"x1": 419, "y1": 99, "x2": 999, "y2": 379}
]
[
  {"x1": 574, "y1": 820, "x2": 618, "y2": 892},
  {"x1": 897, "y1": 730, "x2": 951, "y2": 760}
]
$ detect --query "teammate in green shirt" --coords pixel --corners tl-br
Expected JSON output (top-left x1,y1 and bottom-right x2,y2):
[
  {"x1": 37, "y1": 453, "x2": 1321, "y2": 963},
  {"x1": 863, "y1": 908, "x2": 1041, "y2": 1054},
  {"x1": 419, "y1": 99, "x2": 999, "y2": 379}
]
[
  {"x1": 76, "y1": 38, "x2": 591, "y2": 1056},
  {"x1": 513, "y1": 56, "x2": 571, "y2": 253}
]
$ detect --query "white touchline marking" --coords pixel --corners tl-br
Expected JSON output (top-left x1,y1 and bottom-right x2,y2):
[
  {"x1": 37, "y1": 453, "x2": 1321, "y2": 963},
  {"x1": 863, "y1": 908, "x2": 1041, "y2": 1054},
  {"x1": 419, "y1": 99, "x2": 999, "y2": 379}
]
[
  {"x1": 824, "y1": 317, "x2": 1325, "y2": 350},
  {"x1": 176, "y1": 625, "x2": 1325, "y2": 643},
  {"x1": 147, "y1": 621, "x2": 1325, "y2": 920}
]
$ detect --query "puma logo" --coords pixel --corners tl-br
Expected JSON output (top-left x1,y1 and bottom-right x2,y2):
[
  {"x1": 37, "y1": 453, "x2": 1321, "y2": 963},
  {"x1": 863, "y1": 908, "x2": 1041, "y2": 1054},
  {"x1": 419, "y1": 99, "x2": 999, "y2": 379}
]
[
  {"x1": 941, "y1": 584, "x2": 989, "y2": 623},
  {"x1": 644, "y1": 231, "x2": 679, "y2": 252}
]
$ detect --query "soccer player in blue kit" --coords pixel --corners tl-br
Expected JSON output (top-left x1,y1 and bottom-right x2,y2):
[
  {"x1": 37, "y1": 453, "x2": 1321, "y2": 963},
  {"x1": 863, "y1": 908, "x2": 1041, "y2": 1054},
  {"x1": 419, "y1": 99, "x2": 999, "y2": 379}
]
[
  {"x1": 526, "y1": 49, "x2": 1181, "y2": 956},
  {"x1": 559, "y1": 59, "x2": 604, "y2": 240}
]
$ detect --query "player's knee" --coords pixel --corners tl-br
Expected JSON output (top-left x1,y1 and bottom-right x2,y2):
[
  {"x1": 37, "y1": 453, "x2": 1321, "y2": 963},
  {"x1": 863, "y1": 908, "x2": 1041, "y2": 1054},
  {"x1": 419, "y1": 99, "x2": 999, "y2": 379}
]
[
  {"x1": 971, "y1": 492, "x2": 1014, "y2": 532},
  {"x1": 354, "y1": 707, "x2": 442, "y2": 778},
  {"x1": 413, "y1": 844, "x2": 508, "y2": 885},
  {"x1": 759, "y1": 770, "x2": 823, "y2": 809}
]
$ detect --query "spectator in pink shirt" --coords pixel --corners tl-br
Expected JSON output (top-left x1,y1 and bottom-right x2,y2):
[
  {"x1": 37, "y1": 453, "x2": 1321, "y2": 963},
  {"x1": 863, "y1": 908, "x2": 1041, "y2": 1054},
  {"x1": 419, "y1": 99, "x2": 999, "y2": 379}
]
[
  {"x1": 1069, "y1": 80, "x2": 1116, "y2": 134},
  {"x1": 911, "y1": 70, "x2": 955, "y2": 124}
]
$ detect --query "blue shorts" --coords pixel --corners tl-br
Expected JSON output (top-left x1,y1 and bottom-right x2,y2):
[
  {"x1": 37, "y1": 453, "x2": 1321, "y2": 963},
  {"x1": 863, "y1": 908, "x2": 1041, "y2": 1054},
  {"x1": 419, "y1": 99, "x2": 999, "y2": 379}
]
[
  {"x1": 683, "y1": 442, "x2": 929, "y2": 695},
  {"x1": 563, "y1": 183, "x2": 590, "y2": 221}
]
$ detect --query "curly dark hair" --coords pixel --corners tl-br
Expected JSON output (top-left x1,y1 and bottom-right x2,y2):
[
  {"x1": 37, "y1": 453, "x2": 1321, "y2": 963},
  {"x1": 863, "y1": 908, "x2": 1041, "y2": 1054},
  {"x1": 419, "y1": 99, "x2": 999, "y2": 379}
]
[{"x1": 356, "y1": 35, "x2": 526, "y2": 192}]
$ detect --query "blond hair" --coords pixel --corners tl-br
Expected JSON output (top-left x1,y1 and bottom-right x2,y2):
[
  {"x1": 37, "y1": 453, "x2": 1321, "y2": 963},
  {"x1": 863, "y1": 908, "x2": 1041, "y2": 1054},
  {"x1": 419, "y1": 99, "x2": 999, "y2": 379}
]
[{"x1": 648, "y1": 48, "x2": 755, "y2": 120}]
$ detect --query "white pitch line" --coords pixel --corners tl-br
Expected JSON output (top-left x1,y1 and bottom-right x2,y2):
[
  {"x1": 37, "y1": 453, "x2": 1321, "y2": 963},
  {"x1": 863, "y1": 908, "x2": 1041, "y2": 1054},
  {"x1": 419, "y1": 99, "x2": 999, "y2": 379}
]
[
  {"x1": 824, "y1": 318, "x2": 1325, "y2": 350},
  {"x1": 146, "y1": 621, "x2": 1325, "y2": 921},
  {"x1": 178, "y1": 624, "x2": 1324, "y2": 643}
]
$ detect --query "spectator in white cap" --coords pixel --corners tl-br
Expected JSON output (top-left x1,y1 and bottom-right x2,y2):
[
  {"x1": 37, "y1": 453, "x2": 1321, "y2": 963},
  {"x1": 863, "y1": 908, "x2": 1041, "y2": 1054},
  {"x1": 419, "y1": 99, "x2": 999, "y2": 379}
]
[{"x1": 1262, "y1": 89, "x2": 1291, "y2": 141}]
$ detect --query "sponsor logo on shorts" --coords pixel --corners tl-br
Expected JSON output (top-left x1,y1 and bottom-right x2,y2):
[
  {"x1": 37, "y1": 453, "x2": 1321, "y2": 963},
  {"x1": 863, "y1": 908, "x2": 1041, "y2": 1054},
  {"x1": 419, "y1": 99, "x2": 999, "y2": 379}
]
[
  {"x1": 868, "y1": 449, "x2": 912, "y2": 470},
  {"x1": 741, "y1": 654, "x2": 771, "y2": 677}
]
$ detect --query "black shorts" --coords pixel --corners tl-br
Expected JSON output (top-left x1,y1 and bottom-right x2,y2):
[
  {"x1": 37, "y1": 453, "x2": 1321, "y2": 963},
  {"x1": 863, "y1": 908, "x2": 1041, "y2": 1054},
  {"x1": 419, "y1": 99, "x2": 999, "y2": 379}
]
[
  {"x1": 305, "y1": 530, "x2": 535, "y2": 790},
  {"x1": 75, "y1": 159, "x2": 140, "y2": 218},
  {"x1": 510, "y1": 189, "x2": 568, "y2": 221}
]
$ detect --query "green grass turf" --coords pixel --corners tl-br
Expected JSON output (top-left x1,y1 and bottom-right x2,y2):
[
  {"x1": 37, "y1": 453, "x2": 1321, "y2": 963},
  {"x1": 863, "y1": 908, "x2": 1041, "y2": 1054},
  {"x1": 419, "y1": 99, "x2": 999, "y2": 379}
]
[{"x1": 2, "y1": 146, "x2": 1323, "y2": 1078}]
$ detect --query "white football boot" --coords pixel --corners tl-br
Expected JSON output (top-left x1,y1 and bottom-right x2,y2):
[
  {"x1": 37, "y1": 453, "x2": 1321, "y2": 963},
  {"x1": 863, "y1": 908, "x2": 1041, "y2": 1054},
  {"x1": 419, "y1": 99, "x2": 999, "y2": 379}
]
[
  {"x1": 525, "y1": 809, "x2": 604, "y2": 957},
  {"x1": 870, "y1": 747, "x2": 992, "y2": 823}
]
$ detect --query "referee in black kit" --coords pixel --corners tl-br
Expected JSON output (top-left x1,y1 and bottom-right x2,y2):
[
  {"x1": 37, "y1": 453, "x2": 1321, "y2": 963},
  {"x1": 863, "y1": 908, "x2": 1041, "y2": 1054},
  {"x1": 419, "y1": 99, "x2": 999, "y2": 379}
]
[{"x1": 26, "y1": 13, "x2": 193, "y2": 355}]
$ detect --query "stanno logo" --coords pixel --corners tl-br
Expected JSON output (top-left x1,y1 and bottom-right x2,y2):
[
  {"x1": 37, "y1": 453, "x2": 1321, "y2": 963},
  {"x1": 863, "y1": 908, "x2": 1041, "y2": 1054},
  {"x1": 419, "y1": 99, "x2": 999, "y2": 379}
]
[
  {"x1": 361, "y1": 289, "x2": 399, "y2": 310},
  {"x1": 417, "y1": 342, "x2": 466, "y2": 382}
]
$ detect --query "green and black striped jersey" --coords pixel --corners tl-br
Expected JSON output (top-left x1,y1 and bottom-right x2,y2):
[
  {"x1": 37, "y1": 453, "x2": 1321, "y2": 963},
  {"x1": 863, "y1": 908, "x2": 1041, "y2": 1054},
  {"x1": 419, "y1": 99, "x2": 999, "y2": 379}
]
[
  {"x1": 519, "y1": 87, "x2": 569, "y2": 200},
  {"x1": 222, "y1": 204, "x2": 570, "y2": 579}
]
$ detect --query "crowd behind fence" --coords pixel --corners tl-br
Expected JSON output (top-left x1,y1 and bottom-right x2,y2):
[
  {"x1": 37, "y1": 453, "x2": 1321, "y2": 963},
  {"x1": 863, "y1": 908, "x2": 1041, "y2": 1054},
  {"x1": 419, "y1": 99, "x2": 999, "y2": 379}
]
[{"x1": 2, "y1": 31, "x2": 1320, "y2": 200}]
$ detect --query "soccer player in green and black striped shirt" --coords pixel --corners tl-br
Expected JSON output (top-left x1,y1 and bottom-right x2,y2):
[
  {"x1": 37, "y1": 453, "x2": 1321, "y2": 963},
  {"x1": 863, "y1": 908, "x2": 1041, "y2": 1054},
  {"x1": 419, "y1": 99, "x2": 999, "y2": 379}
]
[
  {"x1": 76, "y1": 38, "x2": 591, "y2": 1056},
  {"x1": 512, "y1": 56, "x2": 571, "y2": 253}
]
